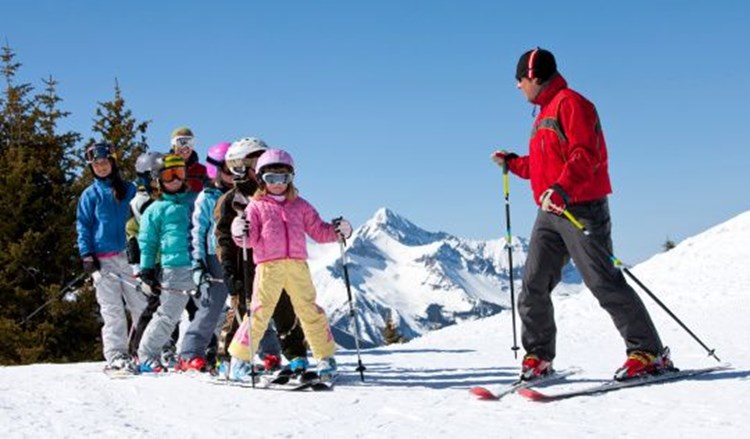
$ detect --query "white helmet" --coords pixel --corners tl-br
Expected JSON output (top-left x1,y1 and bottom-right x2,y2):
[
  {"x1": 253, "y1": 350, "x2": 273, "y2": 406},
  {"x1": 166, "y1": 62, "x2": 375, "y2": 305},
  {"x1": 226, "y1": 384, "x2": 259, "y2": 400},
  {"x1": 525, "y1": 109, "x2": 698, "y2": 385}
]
[
  {"x1": 135, "y1": 151, "x2": 164, "y2": 176},
  {"x1": 225, "y1": 137, "x2": 268, "y2": 163},
  {"x1": 226, "y1": 137, "x2": 268, "y2": 178}
]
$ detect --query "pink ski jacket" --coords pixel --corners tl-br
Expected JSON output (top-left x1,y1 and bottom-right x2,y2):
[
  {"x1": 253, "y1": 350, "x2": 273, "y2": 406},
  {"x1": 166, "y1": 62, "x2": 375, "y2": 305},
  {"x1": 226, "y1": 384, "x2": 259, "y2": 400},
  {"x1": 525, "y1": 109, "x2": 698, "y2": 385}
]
[{"x1": 234, "y1": 195, "x2": 339, "y2": 264}]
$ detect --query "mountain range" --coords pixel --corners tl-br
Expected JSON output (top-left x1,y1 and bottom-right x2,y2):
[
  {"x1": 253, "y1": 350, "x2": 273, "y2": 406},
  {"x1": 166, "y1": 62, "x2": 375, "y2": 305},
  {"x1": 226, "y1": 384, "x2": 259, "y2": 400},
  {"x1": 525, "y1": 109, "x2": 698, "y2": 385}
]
[{"x1": 309, "y1": 207, "x2": 583, "y2": 347}]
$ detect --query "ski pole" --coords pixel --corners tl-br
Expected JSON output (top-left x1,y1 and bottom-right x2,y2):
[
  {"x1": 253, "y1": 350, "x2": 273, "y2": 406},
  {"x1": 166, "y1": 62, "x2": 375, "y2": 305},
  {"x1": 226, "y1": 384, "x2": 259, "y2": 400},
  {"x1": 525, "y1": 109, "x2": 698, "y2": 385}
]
[
  {"x1": 561, "y1": 209, "x2": 721, "y2": 363},
  {"x1": 502, "y1": 163, "x2": 520, "y2": 359},
  {"x1": 105, "y1": 271, "x2": 198, "y2": 297},
  {"x1": 333, "y1": 217, "x2": 367, "y2": 382},
  {"x1": 21, "y1": 272, "x2": 90, "y2": 325},
  {"x1": 237, "y1": 210, "x2": 256, "y2": 387}
]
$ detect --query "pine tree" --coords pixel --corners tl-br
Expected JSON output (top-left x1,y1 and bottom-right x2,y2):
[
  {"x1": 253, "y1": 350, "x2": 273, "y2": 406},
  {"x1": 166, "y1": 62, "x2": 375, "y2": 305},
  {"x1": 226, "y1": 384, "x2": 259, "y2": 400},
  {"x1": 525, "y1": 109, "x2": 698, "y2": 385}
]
[
  {"x1": 86, "y1": 79, "x2": 150, "y2": 182},
  {"x1": 382, "y1": 312, "x2": 405, "y2": 345},
  {"x1": 0, "y1": 46, "x2": 100, "y2": 364},
  {"x1": 663, "y1": 237, "x2": 676, "y2": 252}
]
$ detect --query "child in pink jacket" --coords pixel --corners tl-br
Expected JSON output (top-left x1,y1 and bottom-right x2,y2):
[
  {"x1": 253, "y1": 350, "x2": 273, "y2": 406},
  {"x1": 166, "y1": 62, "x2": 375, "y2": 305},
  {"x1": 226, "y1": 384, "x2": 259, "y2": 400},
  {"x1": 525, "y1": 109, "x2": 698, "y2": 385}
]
[{"x1": 229, "y1": 149, "x2": 352, "y2": 379}]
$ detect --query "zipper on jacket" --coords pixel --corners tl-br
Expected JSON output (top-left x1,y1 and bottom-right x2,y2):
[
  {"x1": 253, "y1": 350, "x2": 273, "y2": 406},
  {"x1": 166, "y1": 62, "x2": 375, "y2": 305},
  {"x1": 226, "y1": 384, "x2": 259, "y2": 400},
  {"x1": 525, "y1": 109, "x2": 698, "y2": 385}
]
[{"x1": 281, "y1": 205, "x2": 290, "y2": 257}]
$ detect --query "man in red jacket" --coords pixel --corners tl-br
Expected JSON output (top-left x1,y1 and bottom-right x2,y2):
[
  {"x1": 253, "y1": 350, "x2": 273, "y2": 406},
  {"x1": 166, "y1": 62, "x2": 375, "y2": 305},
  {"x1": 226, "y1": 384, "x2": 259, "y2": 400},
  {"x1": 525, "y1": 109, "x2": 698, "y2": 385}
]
[
  {"x1": 492, "y1": 48, "x2": 672, "y2": 381},
  {"x1": 171, "y1": 126, "x2": 208, "y2": 194}
]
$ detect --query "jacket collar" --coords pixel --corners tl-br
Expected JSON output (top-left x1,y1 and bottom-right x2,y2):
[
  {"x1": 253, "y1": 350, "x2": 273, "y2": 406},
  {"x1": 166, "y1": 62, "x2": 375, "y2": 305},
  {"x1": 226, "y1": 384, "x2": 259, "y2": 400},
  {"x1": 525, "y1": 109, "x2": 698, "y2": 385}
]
[
  {"x1": 161, "y1": 191, "x2": 190, "y2": 203},
  {"x1": 94, "y1": 176, "x2": 113, "y2": 188},
  {"x1": 532, "y1": 73, "x2": 568, "y2": 107}
]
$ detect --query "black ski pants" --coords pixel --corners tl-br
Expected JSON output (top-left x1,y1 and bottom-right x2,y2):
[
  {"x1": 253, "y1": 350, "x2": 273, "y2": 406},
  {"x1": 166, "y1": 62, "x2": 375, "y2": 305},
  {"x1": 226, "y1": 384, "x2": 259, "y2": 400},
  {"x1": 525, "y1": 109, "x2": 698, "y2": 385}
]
[{"x1": 518, "y1": 198, "x2": 663, "y2": 361}]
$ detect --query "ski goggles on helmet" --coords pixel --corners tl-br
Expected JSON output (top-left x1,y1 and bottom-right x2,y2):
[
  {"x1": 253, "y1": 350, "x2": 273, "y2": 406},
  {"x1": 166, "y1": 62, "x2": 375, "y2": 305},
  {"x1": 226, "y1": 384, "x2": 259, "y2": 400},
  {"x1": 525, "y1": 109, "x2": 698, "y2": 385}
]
[
  {"x1": 226, "y1": 157, "x2": 258, "y2": 177},
  {"x1": 85, "y1": 143, "x2": 115, "y2": 164},
  {"x1": 261, "y1": 172, "x2": 294, "y2": 185},
  {"x1": 171, "y1": 136, "x2": 196, "y2": 152},
  {"x1": 160, "y1": 166, "x2": 186, "y2": 183}
]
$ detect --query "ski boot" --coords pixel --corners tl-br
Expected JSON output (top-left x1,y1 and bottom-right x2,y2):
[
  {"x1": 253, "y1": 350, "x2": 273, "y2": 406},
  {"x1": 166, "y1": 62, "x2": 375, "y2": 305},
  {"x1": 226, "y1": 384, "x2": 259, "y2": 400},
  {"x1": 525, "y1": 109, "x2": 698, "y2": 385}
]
[
  {"x1": 229, "y1": 356, "x2": 257, "y2": 383},
  {"x1": 177, "y1": 356, "x2": 208, "y2": 373},
  {"x1": 288, "y1": 356, "x2": 309, "y2": 374},
  {"x1": 261, "y1": 354, "x2": 282, "y2": 373},
  {"x1": 614, "y1": 346, "x2": 676, "y2": 381},
  {"x1": 520, "y1": 354, "x2": 553, "y2": 381},
  {"x1": 105, "y1": 352, "x2": 138, "y2": 375},
  {"x1": 139, "y1": 357, "x2": 167, "y2": 374},
  {"x1": 161, "y1": 345, "x2": 178, "y2": 370},
  {"x1": 316, "y1": 357, "x2": 338, "y2": 380}
]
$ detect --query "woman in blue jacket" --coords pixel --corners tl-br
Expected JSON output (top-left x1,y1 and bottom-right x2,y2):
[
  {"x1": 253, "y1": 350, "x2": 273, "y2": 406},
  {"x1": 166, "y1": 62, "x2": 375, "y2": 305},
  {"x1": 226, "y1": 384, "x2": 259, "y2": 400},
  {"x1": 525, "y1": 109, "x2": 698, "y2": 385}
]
[{"x1": 76, "y1": 143, "x2": 147, "y2": 374}]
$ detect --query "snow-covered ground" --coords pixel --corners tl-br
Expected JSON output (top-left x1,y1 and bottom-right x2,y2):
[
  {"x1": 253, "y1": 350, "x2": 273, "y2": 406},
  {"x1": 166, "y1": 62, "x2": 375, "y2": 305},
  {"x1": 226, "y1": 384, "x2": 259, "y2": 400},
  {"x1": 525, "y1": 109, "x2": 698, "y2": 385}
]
[{"x1": 2, "y1": 211, "x2": 749, "y2": 438}]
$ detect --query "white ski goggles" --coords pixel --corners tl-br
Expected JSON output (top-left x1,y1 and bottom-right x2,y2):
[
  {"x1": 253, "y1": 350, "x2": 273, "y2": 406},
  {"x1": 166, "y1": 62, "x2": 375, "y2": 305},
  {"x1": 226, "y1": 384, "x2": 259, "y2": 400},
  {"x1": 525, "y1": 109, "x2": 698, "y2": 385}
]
[
  {"x1": 171, "y1": 136, "x2": 196, "y2": 151},
  {"x1": 261, "y1": 172, "x2": 294, "y2": 185}
]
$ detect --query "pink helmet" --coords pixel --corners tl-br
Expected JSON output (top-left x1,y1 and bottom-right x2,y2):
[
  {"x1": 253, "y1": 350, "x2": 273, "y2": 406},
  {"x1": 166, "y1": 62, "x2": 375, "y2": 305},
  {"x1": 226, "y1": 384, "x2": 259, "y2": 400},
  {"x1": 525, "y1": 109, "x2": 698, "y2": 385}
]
[
  {"x1": 205, "y1": 142, "x2": 231, "y2": 179},
  {"x1": 255, "y1": 149, "x2": 295, "y2": 174}
]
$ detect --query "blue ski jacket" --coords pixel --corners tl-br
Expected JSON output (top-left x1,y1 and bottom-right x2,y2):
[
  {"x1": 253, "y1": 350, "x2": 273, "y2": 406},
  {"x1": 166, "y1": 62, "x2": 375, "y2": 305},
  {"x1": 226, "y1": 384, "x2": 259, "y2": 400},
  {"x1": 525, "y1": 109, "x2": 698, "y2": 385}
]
[
  {"x1": 76, "y1": 178, "x2": 137, "y2": 257},
  {"x1": 191, "y1": 186, "x2": 223, "y2": 268}
]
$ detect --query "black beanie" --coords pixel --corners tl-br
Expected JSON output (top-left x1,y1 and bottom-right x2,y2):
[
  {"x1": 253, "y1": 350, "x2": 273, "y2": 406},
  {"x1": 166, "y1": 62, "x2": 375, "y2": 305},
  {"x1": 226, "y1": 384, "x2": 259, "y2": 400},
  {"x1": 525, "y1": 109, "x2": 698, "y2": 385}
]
[{"x1": 516, "y1": 48, "x2": 557, "y2": 82}]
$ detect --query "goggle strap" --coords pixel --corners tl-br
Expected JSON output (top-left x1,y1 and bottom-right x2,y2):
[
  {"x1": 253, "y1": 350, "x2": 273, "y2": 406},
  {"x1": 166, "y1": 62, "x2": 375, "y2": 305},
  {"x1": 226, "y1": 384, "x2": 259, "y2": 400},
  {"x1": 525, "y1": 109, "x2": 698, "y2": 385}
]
[{"x1": 206, "y1": 156, "x2": 223, "y2": 168}]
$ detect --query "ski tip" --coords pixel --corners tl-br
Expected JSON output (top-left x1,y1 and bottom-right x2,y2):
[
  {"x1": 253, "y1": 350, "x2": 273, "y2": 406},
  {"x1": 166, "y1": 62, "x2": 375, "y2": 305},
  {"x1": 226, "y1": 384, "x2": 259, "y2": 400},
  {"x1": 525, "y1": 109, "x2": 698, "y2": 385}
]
[
  {"x1": 517, "y1": 387, "x2": 551, "y2": 402},
  {"x1": 470, "y1": 386, "x2": 498, "y2": 400}
]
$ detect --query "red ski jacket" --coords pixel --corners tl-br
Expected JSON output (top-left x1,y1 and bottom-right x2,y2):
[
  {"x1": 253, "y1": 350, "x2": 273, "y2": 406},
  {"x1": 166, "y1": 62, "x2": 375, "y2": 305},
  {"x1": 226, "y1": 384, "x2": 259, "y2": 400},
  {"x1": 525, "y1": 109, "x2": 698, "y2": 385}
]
[
  {"x1": 508, "y1": 74, "x2": 612, "y2": 205},
  {"x1": 184, "y1": 151, "x2": 208, "y2": 193}
]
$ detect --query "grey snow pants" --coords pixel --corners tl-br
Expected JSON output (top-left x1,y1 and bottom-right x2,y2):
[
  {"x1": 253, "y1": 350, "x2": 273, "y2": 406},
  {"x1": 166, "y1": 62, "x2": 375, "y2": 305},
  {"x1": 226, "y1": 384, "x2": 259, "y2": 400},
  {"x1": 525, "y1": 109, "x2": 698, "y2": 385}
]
[
  {"x1": 137, "y1": 266, "x2": 192, "y2": 361},
  {"x1": 518, "y1": 198, "x2": 663, "y2": 361}
]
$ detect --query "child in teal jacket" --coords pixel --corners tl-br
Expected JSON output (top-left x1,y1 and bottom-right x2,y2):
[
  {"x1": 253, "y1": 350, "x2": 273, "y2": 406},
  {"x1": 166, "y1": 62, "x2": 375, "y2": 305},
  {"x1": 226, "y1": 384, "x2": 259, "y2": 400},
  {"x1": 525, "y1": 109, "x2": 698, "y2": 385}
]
[{"x1": 136, "y1": 154, "x2": 195, "y2": 372}]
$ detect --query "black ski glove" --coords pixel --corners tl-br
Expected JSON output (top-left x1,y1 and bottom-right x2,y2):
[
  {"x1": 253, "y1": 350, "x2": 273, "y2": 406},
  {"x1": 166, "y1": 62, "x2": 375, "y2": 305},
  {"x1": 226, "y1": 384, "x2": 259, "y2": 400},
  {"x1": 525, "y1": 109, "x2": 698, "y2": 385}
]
[
  {"x1": 81, "y1": 254, "x2": 100, "y2": 275},
  {"x1": 126, "y1": 237, "x2": 140, "y2": 265},
  {"x1": 223, "y1": 268, "x2": 244, "y2": 298},
  {"x1": 192, "y1": 261, "x2": 211, "y2": 307},
  {"x1": 139, "y1": 268, "x2": 159, "y2": 292}
]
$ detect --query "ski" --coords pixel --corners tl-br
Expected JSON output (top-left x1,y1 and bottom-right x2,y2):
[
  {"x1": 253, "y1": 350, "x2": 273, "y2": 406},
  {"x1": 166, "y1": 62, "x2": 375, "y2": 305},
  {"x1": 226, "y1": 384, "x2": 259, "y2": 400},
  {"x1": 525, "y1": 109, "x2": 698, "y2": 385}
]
[
  {"x1": 470, "y1": 367, "x2": 581, "y2": 401},
  {"x1": 207, "y1": 369, "x2": 336, "y2": 391},
  {"x1": 103, "y1": 367, "x2": 138, "y2": 379},
  {"x1": 518, "y1": 363, "x2": 732, "y2": 402}
]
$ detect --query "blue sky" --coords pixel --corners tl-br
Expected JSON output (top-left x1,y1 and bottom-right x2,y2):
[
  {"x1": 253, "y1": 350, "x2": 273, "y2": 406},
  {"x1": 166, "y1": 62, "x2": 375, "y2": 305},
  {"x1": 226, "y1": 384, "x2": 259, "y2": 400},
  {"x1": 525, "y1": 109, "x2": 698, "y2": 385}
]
[{"x1": 3, "y1": 1, "x2": 749, "y2": 263}]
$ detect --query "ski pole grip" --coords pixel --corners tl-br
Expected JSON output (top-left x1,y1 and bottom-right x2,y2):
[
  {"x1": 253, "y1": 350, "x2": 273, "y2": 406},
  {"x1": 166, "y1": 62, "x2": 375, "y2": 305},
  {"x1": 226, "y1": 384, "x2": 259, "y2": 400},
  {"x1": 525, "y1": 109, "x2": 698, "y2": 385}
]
[{"x1": 332, "y1": 216, "x2": 347, "y2": 244}]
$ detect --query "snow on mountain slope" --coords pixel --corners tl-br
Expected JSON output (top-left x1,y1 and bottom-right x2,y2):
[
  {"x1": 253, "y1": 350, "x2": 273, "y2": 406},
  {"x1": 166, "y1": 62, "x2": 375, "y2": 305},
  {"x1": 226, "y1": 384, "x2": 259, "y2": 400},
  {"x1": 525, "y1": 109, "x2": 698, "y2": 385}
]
[
  {"x1": 308, "y1": 207, "x2": 581, "y2": 347},
  {"x1": 2, "y1": 211, "x2": 749, "y2": 438}
]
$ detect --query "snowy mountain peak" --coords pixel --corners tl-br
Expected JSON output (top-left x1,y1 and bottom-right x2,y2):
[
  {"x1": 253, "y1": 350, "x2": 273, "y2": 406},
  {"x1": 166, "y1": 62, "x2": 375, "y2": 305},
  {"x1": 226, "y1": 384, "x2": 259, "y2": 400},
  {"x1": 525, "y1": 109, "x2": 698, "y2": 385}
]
[
  {"x1": 360, "y1": 207, "x2": 450, "y2": 246},
  {"x1": 312, "y1": 207, "x2": 582, "y2": 348}
]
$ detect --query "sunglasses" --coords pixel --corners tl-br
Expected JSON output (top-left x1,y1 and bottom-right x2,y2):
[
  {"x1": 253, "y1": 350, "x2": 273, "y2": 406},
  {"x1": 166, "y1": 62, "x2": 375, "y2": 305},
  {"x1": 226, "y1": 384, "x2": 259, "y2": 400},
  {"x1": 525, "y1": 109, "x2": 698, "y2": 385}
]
[
  {"x1": 160, "y1": 167, "x2": 186, "y2": 183},
  {"x1": 261, "y1": 172, "x2": 294, "y2": 185},
  {"x1": 171, "y1": 136, "x2": 196, "y2": 151},
  {"x1": 85, "y1": 144, "x2": 115, "y2": 163}
]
